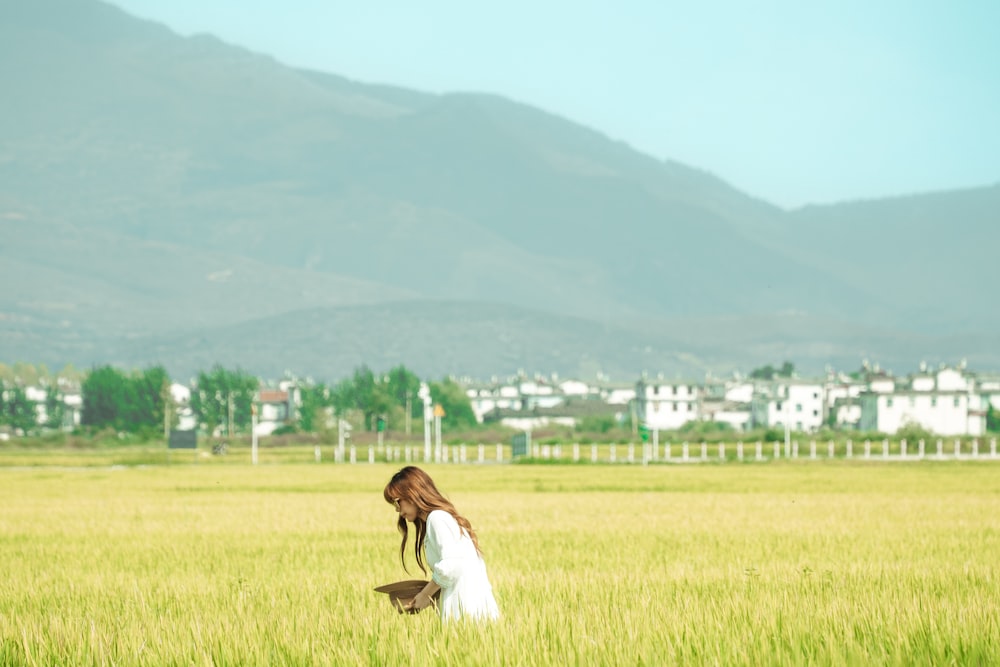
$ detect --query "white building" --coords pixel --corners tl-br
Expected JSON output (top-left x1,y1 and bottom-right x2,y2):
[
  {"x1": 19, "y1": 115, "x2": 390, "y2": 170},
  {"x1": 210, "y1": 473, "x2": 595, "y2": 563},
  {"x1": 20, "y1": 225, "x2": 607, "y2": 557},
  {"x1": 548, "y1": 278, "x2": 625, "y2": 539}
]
[
  {"x1": 558, "y1": 379, "x2": 592, "y2": 396},
  {"x1": 724, "y1": 381, "x2": 754, "y2": 404},
  {"x1": 979, "y1": 375, "x2": 1000, "y2": 412},
  {"x1": 859, "y1": 365, "x2": 985, "y2": 436},
  {"x1": 465, "y1": 378, "x2": 581, "y2": 424},
  {"x1": 773, "y1": 381, "x2": 825, "y2": 433},
  {"x1": 635, "y1": 380, "x2": 700, "y2": 431},
  {"x1": 824, "y1": 375, "x2": 865, "y2": 429},
  {"x1": 700, "y1": 402, "x2": 752, "y2": 431},
  {"x1": 465, "y1": 382, "x2": 528, "y2": 424}
]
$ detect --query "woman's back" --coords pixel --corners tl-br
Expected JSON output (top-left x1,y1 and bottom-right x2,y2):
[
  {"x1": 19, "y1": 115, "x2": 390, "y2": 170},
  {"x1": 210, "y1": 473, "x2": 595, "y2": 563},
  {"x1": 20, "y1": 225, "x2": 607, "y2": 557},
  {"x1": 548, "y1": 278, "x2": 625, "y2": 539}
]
[{"x1": 425, "y1": 509, "x2": 499, "y2": 621}]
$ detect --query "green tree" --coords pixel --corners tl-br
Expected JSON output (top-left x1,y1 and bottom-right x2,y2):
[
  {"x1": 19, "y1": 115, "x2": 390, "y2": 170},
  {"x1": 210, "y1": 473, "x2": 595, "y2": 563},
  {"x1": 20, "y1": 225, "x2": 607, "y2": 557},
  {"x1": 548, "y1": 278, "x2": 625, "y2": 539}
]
[
  {"x1": 749, "y1": 364, "x2": 776, "y2": 380},
  {"x1": 1, "y1": 385, "x2": 37, "y2": 435},
  {"x1": 122, "y1": 366, "x2": 169, "y2": 434},
  {"x1": 349, "y1": 365, "x2": 394, "y2": 431},
  {"x1": 329, "y1": 377, "x2": 356, "y2": 418},
  {"x1": 896, "y1": 420, "x2": 935, "y2": 442},
  {"x1": 44, "y1": 384, "x2": 66, "y2": 430},
  {"x1": 385, "y1": 364, "x2": 421, "y2": 434},
  {"x1": 987, "y1": 402, "x2": 1000, "y2": 433},
  {"x1": 81, "y1": 365, "x2": 128, "y2": 430},
  {"x1": 749, "y1": 361, "x2": 795, "y2": 380},
  {"x1": 191, "y1": 365, "x2": 258, "y2": 436},
  {"x1": 575, "y1": 414, "x2": 617, "y2": 434},
  {"x1": 299, "y1": 383, "x2": 331, "y2": 432},
  {"x1": 58, "y1": 363, "x2": 83, "y2": 383},
  {"x1": 81, "y1": 365, "x2": 169, "y2": 433},
  {"x1": 386, "y1": 365, "x2": 421, "y2": 415},
  {"x1": 429, "y1": 378, "x2": 477, "y2": 432},
  {"x1": 12, "y1": 361, "x2": 39, "y2": 386}
]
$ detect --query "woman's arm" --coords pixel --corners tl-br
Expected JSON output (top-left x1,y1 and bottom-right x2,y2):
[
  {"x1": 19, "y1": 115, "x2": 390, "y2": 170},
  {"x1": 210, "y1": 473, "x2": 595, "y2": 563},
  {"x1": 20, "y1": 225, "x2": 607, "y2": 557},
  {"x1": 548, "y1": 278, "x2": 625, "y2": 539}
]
[
  {"x1": 405, "y1": 580, "x2": 441, "y2": 612},
  {"x1": 425, "y1": 511, "x2": 470, "y2": 588}
]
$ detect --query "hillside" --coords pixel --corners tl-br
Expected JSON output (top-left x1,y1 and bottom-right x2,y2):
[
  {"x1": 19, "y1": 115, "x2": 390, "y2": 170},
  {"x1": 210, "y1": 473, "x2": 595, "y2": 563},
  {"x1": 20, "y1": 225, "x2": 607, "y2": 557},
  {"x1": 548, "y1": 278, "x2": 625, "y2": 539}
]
[{"x1": 1, "y1": 0, "x2": 997, "y2": 381}]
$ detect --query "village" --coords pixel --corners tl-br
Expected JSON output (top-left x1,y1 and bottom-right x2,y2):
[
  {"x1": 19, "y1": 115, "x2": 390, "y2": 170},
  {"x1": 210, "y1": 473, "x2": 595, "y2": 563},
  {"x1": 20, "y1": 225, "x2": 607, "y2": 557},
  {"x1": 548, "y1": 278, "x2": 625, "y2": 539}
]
[
  {"x1": 2, "y1": 359, "x2": 998, "y2": 440},
  {"x1": 463, "y1": 360, "x2": 999, "y2": 438}
]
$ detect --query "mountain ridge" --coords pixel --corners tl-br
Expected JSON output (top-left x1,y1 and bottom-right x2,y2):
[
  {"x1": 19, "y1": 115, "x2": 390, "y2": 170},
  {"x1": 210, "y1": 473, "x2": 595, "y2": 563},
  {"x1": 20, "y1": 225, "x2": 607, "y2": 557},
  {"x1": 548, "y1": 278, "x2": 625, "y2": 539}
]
[{"x1": 1, "y1": 0, "x2": 997, "y2": 381}]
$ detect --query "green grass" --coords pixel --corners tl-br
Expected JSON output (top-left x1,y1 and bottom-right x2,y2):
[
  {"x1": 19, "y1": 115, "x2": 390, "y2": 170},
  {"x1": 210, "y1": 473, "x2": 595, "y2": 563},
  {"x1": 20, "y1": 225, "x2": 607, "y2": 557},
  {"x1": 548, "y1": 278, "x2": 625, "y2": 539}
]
[{"x1": 1, "y1": 462, "x2": 998, "y2": 665}]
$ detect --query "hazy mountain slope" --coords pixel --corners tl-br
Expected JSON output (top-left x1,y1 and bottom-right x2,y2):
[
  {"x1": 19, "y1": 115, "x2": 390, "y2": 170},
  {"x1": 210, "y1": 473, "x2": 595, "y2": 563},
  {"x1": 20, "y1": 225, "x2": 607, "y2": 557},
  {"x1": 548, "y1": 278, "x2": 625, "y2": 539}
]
[
  {"x1": 106, "y1": 300, "x2": 707, "y2": 382},
  {"x1": 1, "y1": 0, "x2": 996, "y2": 380},
  {"x1": 102, "y1": 303, "x2": 1000, "y2": 383},
  {"x1": 1, "y1": 213, "x2": 419, "y2": 333},
  {"x1": 780, "y1": 186, "x2": 1000, "y2": 331},
  {"x1": 0, "y1": 0, "x2": 873, "y2": 318}
]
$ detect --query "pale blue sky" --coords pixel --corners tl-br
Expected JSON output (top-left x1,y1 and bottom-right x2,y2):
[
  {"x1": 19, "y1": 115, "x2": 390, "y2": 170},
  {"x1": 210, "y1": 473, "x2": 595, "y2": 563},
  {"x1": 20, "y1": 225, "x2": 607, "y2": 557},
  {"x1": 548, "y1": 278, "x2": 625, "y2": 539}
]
[{"x1": 108, "y1": 0, "x2": 999, "y2": 208}]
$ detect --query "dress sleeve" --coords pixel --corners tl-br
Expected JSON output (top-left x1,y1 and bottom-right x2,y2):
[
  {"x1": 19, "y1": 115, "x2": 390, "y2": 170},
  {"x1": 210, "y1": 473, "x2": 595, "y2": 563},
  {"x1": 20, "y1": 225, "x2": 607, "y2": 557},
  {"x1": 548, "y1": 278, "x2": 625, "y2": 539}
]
[{"x1": 426, "y1": 511, "x2": 468, "y2": 588}]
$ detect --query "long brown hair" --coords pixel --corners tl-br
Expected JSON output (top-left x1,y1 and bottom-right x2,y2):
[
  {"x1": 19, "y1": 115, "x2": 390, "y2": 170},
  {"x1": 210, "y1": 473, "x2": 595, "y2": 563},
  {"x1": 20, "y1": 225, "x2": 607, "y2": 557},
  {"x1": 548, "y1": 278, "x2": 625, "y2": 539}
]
[{"x1": 383, "y1": 466, "x2": 481, "y2": 573}]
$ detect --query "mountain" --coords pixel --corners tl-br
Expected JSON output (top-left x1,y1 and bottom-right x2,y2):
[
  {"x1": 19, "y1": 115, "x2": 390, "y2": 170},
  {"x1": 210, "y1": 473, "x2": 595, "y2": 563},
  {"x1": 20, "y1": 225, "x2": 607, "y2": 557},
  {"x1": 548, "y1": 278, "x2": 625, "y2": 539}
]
[{"x1": 1, "y1": 0, "x2": 997, "y2": 382}]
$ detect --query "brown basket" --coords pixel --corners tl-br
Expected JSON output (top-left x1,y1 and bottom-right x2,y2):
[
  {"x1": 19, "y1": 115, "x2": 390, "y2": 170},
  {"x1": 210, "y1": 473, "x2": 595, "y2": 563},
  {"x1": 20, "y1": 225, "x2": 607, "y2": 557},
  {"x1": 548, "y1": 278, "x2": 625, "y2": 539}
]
[{"x1": 374, "y1": 579, "x2": 440, "y2": 614}]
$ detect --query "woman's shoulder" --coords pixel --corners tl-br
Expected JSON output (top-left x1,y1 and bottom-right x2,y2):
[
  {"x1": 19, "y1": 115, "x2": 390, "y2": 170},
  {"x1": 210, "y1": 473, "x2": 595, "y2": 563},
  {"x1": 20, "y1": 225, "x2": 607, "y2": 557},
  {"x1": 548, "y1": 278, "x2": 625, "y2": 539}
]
[
  {"x1": 427, "y1": 509, "x2": 457, "y2": 525},
  {"x1": 426, "y1": 510, "x2": 466, "y2": 541}
]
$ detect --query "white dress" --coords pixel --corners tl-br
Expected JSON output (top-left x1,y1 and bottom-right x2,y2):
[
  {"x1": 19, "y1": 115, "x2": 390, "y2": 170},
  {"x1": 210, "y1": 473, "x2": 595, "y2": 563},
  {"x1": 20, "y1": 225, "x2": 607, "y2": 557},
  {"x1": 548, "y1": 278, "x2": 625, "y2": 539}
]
[{"x1": 424, "y1": 509, "x2": 500, "y2": 622}]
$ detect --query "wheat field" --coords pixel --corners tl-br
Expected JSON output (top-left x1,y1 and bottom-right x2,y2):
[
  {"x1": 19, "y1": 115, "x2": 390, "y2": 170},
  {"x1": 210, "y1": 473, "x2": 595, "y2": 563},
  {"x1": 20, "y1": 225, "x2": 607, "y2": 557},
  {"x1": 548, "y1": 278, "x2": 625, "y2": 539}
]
[{"x1": 1, "y1": 461, "x2": 997, "y2": 666}]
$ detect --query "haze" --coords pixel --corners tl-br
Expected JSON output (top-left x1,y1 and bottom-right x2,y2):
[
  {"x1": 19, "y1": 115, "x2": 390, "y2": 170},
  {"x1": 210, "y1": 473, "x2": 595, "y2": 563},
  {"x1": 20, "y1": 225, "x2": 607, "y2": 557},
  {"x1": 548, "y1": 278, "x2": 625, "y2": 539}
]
[{"x1": 107, "y1": 0, "x2": 1000, "y2": 208}]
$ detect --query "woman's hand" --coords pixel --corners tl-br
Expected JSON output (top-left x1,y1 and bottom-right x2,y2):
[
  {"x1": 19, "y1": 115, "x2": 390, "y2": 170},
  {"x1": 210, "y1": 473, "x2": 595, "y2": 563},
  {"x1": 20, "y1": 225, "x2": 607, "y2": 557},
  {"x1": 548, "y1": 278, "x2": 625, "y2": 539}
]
[
  {"x1": 406, "y1": 592, "x2": 434, "y2": 613},
  {"x1": 404, "y1": 581, "x2": 440, "y2": 613}
]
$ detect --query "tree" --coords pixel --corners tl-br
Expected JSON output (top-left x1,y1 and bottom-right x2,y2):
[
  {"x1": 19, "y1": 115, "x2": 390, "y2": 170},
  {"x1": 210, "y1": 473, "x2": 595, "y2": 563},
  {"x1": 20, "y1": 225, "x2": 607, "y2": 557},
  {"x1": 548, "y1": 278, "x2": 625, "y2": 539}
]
[
  {"x1": 1, "y1": 385, "x2": 37, "y2": 435},
  {"x1": 987, "y1": 403, "x2": 1000, "y2": 433},
  {"x1": 58, "y1": 363, "x2": 83, "y2": 383},
  {"x1": 749, "y1": 361, "x2": 795, "y2": 380},
  {"x1": 12, "y1": 361, "x2": 40, "y2": 386},
  {"x1": 748, "y1": 365, "x2": 776, "y2": 380},
  {"x1": 429, "y1": 378, "x2": 477, "y2": 432},
  {"x1": 386, "y1": 365, "x2": 421, "y2": 418},
  {"x1": 44, "y1": 384, "x2": 66, "y2": 430},
  {"x1": 382, "y1": 364, "x2": 422, "y2": 435},
  {"x1": 81, "y1": 365, "x2": 170, "y2": 433},
  {"x1": 299, "y1": 383, "x2": 331, "y2": 433},
  {"x1": 329, "y1": 377, "x2": 356, "y2": 419},
  {"x1": 347, "y1": 365, "x2": 394, "y2": 431},
  {"x1": 122, "y1": 366, "x2": 169, "y2": 434},
  {"x1": 81, "y1": 365, "x2": 128, "y2": 430},
  {"x1": 191, "y1": 365, "x2": 258, "y2": 436},
  {"x1": 575, "y1": 414, "x2": 617, "y2": 434}
]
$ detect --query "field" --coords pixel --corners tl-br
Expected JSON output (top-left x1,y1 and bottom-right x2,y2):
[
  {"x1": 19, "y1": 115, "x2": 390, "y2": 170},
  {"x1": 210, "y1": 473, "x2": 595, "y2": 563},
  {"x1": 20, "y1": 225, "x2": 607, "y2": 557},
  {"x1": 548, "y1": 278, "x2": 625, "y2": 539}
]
[{"x1": 1, "y1": 459, "x2": 998, "y2": 665}]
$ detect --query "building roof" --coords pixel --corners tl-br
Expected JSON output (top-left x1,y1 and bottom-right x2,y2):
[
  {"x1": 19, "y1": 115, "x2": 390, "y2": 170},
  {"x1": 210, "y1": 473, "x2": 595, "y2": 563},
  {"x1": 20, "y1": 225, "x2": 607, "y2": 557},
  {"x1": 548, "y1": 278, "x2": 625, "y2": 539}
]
[{"x1": 258, "y1": 390, "x2": 289, "y2": 403}]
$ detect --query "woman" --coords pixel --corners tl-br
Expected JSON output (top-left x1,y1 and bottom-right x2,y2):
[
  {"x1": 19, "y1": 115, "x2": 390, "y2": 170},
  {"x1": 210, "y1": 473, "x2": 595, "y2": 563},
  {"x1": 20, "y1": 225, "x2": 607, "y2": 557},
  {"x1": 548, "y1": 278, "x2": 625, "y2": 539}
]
[{"x1": 383, "y1": 466, "x2": 500, "y2": 622}]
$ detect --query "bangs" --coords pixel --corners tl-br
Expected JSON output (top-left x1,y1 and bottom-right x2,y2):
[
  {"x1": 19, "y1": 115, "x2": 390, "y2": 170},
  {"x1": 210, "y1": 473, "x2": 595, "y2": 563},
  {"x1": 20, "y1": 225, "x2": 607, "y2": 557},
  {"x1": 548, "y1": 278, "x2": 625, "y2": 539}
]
[{"x1": 383, "y1": 481, "x2": 401, "y2": 504}]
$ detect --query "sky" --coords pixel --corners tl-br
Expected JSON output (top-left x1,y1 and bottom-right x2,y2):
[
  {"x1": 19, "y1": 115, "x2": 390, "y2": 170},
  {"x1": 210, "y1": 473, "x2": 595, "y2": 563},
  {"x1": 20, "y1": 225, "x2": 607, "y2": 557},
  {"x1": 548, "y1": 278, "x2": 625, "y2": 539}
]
[{"x1": 107, "y1": 0, "x2": 999, "y2": 209}]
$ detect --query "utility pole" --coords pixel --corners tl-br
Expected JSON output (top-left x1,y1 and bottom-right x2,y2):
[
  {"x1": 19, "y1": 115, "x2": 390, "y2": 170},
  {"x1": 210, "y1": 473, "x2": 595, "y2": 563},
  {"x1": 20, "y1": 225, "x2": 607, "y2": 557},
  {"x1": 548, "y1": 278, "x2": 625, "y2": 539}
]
[
  {"x1": 434, "y1": 406, "x2": 443, "y2": 463},
  {"x1": 337, "y1": 418, "x2": 351, "y2": 463},
  {"x1": 784, "y1": 384, "x2": 791, "y2": 457},
  {"x1": 419, "y1": 383, "x2": 431, "y2": 462},
  {"x1": 163, "y1": 380, "x2": 171, "y2": 439},
  {"x1": 405, "y1": 393, "x2": 412, "y2": 436},
  {"x1": 251, "y1": 403, "x2": 258, "y2": 465}
]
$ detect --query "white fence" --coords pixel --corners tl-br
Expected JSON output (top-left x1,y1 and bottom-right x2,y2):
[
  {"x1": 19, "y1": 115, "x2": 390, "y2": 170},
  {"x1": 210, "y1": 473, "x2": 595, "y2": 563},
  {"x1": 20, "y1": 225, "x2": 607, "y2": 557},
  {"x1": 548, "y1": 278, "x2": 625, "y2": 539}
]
[{"x1": 326, "y1": 438, "x2": 999, "y2": 465}]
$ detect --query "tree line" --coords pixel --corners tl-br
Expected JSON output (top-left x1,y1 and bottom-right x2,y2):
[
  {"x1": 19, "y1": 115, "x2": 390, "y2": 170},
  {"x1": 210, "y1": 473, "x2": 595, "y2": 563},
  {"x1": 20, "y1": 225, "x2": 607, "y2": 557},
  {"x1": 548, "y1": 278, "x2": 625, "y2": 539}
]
[
  {"x1": 0, "y1": 363, "x2": 477, "y2": 437},
  {"x1": 4, "y1": 359, "x2": 999, "y2": 438}
]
